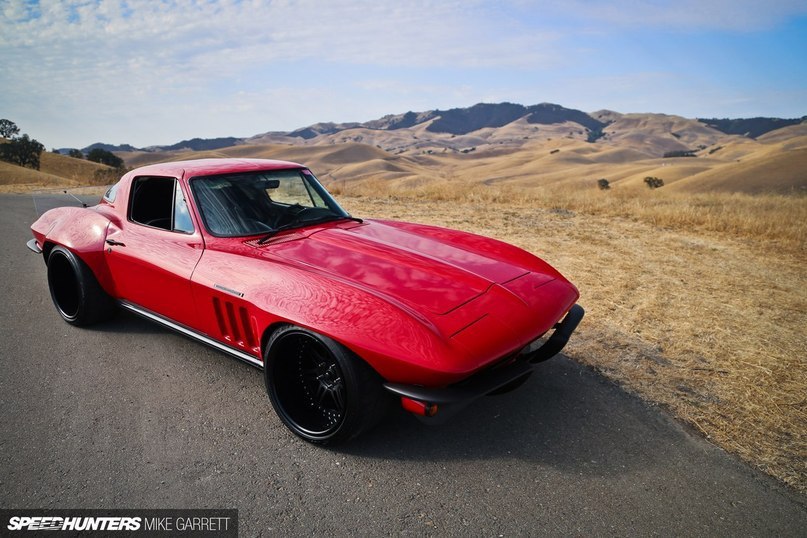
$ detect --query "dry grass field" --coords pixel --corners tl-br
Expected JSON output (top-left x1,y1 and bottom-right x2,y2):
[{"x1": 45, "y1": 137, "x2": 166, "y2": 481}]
[
  {"x1": 0, "y1": 151, "x2": 109, "y2": 192},
  {"x1": 331, "y1": 184, "x2": 806, "y2": 493},
  {"x1": 3, "y1": 133, "x2": 805, "y2": 492}
]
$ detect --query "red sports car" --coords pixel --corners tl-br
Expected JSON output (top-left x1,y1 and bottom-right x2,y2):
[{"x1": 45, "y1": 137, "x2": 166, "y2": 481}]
[{"x1": 28, "y1": 158, "x2": 583, "y2": 444}]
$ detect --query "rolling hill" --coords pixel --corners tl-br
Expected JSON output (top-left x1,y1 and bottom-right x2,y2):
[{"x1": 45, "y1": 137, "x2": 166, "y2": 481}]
[
  {"x1": 108, "y1": 122, "x2": 806, "y2": 196},
  {"x1": 64, "y1": 101, "x2": 802, "y2": 157},
  {"x1": 0, "y1": 150, "x2": 112, "y2": 191},
  {"x1": 7, "y1": 102, "x2": 806, "y2": 195}
]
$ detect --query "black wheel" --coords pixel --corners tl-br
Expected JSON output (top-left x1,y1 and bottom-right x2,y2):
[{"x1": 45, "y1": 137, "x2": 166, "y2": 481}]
[
  {"x1": 47, "y1": 245, "x2": 115, "y2": 326},
  {"x1": 264, "y1": 325, "x2": 388, "y2": 445}
]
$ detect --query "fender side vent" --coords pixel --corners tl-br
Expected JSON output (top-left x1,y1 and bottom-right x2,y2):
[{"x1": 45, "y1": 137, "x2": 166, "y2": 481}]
[{"x1": 212, "y1": 297, "x2": 258, "y2": 352}]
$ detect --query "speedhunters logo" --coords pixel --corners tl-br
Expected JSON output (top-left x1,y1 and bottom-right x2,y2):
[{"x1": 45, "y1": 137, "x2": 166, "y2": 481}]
[
  {"x1": 1, "y1": 510, "x2": 237, "y2": 536},
  {"x1": 7, "y1": 516, "x2": 141, "y2": 531}
]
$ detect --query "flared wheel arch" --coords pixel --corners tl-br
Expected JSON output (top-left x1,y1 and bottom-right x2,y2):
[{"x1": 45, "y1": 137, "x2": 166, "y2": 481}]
[
  {"x1": 263, "y1": 324, "x2": 389, "y2": 445},
  {"x1": 45, "y1": 244, "x2": 115, "y2": 326}
]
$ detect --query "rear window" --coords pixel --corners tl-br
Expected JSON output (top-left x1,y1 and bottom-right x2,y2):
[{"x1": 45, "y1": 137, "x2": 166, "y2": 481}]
[{"x1": 103, "y1": 183, "x2": 118, "y2": 203}]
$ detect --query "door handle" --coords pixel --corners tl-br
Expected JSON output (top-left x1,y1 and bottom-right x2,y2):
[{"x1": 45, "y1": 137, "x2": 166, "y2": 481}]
[{"x1": 105, "y1": 239, "x2": 126, "y2": 247}]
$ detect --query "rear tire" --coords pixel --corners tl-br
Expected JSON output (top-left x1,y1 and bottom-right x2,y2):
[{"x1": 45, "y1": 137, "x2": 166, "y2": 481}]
[
  {"x1": 47, "y1": 246, "x2": 115, "y2": 326},
  {"x1": 264, "y1": 325, "x2": 389, "y2": 445}
]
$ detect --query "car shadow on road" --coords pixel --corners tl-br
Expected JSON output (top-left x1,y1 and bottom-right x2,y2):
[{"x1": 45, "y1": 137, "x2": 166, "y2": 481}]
[
  {"x1": 85, "y1": 309, "x2": 170, "y2": 335},
  {"x1": 82, "y1": 309, "x2": 686, "y2": 479},
  {"x1": 340, "y1": 356, "x2": 686, "y2": 477}
]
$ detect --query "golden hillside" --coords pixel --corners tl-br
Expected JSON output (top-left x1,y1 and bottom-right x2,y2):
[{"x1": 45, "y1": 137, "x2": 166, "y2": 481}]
[
  {"x1": 3, "y1": 115, "x2": 804, "y2": 196},
  {"x1": 0, "y1": 151, "x2": 111, "y2": 191},
  {"x1": 110, "y1": 117, "x2": 807, "y2": 194},
  {"x1": 669, "y1": 147, "x2": 807, "y2": 194}
]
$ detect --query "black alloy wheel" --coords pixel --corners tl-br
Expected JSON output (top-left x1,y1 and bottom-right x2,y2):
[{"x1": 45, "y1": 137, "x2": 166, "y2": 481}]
[
  {"x1": 46, "y1": 245, "x2": 115, "y2": 326},
  {"x1": 265, "y1": 325, "x2": 388, "y2": 445}
]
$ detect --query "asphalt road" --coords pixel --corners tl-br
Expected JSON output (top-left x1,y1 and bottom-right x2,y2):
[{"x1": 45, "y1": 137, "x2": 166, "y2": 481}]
[{"x1": 1, "y1": 192, "x2": 805, "y2": 536}]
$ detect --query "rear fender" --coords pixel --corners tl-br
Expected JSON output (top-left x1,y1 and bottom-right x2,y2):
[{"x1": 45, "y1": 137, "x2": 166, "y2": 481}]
[{"x1": 32, "y1": 207, "x2": 115, "y2": 294}]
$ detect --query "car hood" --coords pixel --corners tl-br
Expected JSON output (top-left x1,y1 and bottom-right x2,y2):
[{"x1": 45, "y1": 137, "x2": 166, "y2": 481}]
[{"x1": 262, "y1": 220, "x2": 555, "y2": 316}]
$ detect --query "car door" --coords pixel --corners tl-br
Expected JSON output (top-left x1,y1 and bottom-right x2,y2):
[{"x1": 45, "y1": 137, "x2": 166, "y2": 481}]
[{"x1": 105, "y1": 175, "x2": 205, "y2": 328}]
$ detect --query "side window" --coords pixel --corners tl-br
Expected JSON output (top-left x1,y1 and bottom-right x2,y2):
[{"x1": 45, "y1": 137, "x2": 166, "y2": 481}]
[
  {"x1": 173, "y1": 185, "x2": 194, "y2": 233},
  {"x1": 130, "y1": 176, "x2": 194, "y2": 233},
  {"x1": 103, "y1": 183, "x2": 118, "y2": 203}
]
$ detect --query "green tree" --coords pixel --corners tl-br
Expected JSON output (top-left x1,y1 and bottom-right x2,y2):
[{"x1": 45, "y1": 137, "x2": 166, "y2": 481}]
[
  {"x1": 0, "y1": 119, "x2": 20, "y2": 139},
  {"x1": 644, "y1": 176, "x2": 664, "y2": 189},
  {"x1": 87, "y1": 148, "x2": 124, "y2": 168},
  {"x1": 587, "y1": 127, "x2": 605, "y2": 143},
  {"x1": 0, "y1": 134, "x2": 45, "y2": 169},
  {"x1": 68, "y1": 149, "x2": 84, "y2": 159}
]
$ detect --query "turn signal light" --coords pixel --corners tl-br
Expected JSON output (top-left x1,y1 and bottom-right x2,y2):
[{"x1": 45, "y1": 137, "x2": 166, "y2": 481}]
[{"x1": 401, "y1": 397, "x2": 438, "y2": 417}]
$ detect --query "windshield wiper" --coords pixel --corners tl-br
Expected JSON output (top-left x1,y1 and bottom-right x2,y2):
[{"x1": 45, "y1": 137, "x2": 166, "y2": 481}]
[{"x1": 257, "y1": 214, "x2": 363, "y2": 245}]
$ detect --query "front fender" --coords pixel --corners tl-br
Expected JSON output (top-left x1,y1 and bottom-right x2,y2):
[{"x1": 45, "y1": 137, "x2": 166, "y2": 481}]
[{"x1": 191, "y1": 249, "x2": 470, "y2": 386}]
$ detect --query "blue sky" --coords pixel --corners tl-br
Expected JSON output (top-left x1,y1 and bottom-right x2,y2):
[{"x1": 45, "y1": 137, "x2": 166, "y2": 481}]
[{"x1": 1, "y1": 0, "x2": 805, "y2": 149}]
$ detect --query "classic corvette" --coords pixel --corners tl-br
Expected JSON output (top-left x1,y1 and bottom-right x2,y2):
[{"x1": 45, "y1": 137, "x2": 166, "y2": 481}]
[{"x1": 28, "y1": 158, "x2": 584, "y2": 444}]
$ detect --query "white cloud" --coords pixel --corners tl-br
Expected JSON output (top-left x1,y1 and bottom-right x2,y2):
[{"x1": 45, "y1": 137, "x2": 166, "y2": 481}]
[
  {"x1": 0, "y1": 0, "x2": 804, "y2": 147},
  {"x1": 1, "y1": 0, "x2": 556, "y2": 68},
  {"x1": 0, "y1": 0, "x2": 567, "y2": 146}
]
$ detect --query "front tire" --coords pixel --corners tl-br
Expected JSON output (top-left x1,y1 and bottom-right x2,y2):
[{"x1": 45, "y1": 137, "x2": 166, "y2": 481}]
[
  {"x1": 264, "y1": 325, "x2": 388, "y2": 445},
  {"x1": 47, "y1": 246, "x2": 115, "y2": 326}
]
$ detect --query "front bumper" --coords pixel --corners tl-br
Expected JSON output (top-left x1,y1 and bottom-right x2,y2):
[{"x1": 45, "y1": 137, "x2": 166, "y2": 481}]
[
  {"x1": 383, "y1": 304, "x2": 584, "y2": 423},
  {"x1": 26, "y1": 239, "x2": 42, "y2": 254}
]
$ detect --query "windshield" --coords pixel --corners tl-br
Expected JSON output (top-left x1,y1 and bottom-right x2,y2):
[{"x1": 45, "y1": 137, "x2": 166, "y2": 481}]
[{"x1": 190, "y1": 169, "x2": 350, "y2": 237}]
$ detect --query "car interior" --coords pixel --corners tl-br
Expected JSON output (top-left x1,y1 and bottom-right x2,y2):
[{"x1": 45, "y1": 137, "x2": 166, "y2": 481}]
[{"x1": 129, "y1": 176, "x2": 175, "y2": 230}]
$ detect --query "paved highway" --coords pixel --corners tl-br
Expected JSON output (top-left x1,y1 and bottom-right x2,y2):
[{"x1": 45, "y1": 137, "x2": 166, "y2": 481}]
[{"x1": 1, "y1": 193, "x2": 804, "y2": 535}]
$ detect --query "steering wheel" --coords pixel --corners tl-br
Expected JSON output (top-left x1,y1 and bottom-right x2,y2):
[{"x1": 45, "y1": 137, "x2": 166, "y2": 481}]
[
  {"x1": 246, "y1": 219, "x2": 274, "y2": 232},
  {"x1": 275, "y1": 204, "x2": 311, "y2": 227},
  {"x1": 144, "y1": 217, "x2": 171, "y2": 230}
]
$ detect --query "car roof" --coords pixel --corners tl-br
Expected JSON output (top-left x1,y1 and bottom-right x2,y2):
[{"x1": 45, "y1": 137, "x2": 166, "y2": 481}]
[{"x1": 129, "y1": 158, "x2": 305, "y2": 179}]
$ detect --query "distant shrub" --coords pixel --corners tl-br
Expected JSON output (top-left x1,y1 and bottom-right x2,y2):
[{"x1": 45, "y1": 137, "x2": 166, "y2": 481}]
[
  {"x1": 0, "y1": 133, "x2": 44, "y2": 170},
  {"x1": 663, "y1": 150, "x2": 697, "y2": 158},
  {"x1": 68, "y1": 149, "x2": 84, "y2": 159},
  {"x1": 87, "y1": 148, "x2": 124, "y2": 168},
  {"x1": 597, "y1": 178, "x2": 610, "y2": 190},
  {"x1": 0, "y1": 119, "x2": 20, "y2": 139},
  {"x1": 587, "y1": 127, "x2": 605, "y2": 142},
  {"x1": 698, "y1": 116, "x2": 803, "y2": 138},
  {"x1": 644, "y1": 176, "x2": 664, "y2": 189},
  {"x1": 550, "y1": 149, "x2": 560, "y2": 154},
  {"x1": 708, "y1": 145, "x2": 723, "y2": 155}
]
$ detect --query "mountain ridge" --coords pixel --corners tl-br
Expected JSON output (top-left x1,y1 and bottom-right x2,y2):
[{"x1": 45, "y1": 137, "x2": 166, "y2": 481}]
[{"x1": 57, "y1": 102, "x2": 805, "y2": 155}]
